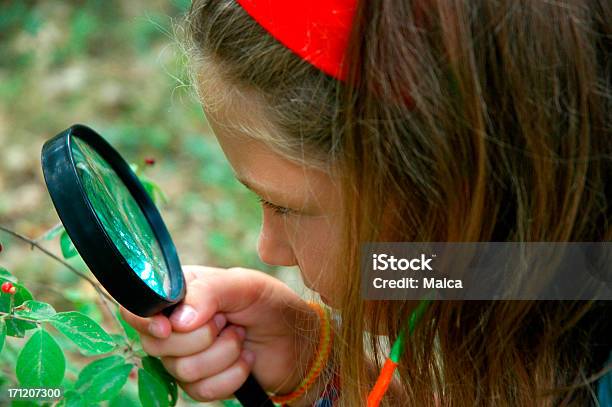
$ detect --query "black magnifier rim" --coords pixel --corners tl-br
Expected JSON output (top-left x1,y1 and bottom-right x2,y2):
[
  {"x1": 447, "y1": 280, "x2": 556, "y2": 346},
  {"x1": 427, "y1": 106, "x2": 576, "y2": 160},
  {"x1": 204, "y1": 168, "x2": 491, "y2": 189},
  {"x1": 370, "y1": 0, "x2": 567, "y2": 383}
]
[{"x1": 41, "y1": 124, "x2": 185, "y2": 317}]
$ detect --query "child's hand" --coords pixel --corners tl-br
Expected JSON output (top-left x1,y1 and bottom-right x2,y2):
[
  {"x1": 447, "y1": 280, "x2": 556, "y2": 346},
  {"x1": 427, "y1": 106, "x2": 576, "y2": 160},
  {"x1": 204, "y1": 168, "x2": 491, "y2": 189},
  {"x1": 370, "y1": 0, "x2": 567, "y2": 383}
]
[{"x1": 119, "y1": 265, "x2": 319, "y2": 402}]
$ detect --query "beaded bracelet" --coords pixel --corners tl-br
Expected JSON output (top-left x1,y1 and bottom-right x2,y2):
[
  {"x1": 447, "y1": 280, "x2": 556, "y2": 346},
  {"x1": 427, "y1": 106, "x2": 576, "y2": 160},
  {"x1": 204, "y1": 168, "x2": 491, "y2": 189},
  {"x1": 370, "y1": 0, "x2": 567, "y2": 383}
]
[{"x1": 271, "y1": 302, "x2": 333, "y2": 405}]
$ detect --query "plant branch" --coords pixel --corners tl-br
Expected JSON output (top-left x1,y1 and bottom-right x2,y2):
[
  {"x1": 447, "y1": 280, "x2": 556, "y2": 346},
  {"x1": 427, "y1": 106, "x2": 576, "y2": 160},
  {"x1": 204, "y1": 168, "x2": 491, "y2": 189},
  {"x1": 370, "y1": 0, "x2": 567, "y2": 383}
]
[
  {"x1": 0, "y1": 225, "x2": 132, "y2": 342},
  {"x1": 0, "y1": 312, "x2": 41, "y2": 324},
  {"x1": 0, "y1": 225, "x2": 115, "y2": 304}
]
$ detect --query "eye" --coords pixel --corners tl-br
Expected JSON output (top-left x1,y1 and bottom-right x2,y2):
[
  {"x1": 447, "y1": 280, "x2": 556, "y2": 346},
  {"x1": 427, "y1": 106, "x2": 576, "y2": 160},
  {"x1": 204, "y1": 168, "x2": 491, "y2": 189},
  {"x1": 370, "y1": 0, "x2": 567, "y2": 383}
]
[{"x1": 257, "y1": 196, "x2": 293, "y2": 216}]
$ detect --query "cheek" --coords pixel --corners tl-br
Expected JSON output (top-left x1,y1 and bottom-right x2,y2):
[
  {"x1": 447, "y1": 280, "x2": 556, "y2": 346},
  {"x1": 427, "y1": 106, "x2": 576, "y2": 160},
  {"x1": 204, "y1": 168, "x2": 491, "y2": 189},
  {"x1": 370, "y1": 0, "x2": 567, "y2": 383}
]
[{"x1": 285, "y1": 216, "x2": 341, "y2": 294}]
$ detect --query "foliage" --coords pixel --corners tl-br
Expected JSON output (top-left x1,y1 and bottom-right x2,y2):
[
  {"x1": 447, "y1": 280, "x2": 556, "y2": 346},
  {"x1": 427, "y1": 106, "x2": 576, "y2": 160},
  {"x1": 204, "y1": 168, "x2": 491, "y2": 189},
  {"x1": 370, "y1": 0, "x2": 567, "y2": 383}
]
[
  {"x1": 0, "y1": 2, "x2": 292, "y2": 404},
  {"x1": 0, "y1": 247, "x2": 180, "y2": 406},
  {"x1": 0, "y1": 170, "x2": 228, "y2": 405}
]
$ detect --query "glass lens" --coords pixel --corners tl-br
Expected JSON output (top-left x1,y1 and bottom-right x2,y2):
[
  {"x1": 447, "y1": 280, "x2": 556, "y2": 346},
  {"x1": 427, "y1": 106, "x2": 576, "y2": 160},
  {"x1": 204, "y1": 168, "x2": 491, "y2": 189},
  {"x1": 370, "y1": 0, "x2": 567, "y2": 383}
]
[{"x1": 71, "y1": 137, "x2": 171, "y2": 297}]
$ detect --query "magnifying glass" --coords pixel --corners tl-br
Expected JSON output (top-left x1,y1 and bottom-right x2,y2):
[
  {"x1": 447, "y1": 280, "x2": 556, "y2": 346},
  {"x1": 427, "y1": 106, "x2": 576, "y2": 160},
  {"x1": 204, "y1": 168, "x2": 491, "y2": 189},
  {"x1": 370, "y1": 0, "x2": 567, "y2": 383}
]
[{"x1": 41, "y1": 124, "x2": 274, "y2": 407}]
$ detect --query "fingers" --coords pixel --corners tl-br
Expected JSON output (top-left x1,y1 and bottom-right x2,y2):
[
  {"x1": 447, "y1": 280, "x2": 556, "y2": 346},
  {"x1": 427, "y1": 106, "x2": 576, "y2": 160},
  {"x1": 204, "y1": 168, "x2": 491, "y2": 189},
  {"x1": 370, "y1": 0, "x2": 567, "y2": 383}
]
[
  {"x1": 180, "y1": 349, "x2": 255, "y2": 402},
  {"x1": 168, "y1": 266, "x2": 267, "y2": 333},
  {"x1": 119, "y1": 306, "x2": 172, "y2": 339},
  {"x1": 161, "y1": 325, "x2": 246, "y2": 382},
  {"x1": 141, "y1": 314, "x2": 227, "y2": 357},
  {"x1": 167, "y1": 266, "x2": 226, "y2": 333},
  {"x1": 118, "y1": 265, "x2": 229, "y2": 339}
]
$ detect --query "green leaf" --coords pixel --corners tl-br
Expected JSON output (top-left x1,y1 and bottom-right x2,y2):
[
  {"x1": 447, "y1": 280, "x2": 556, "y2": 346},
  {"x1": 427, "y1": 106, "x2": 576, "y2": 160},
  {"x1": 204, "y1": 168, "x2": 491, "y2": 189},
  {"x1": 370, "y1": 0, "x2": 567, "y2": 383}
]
[
  {"x1": 57, "y1": 390, "x2": 82, "y2": 407},
  {"x1": 109, "y1": 390, "x2": 140, "y2": 407},
  {"x1": 138, "y1": 368, "x2": 169, "y2": 407},
  {"x1": 81, "y1": 363, "x2": 133, "y2": 403},
  {"x1": 16, "y1": 329, "x2": 65, "y2": 387},
  {"x1": 142, "y1": 356, "x2": 178, "y2": 406},
  {"x1": 221, "y1": 400, "x2": 243, "y2": 407},
  {"x1": 75, "y1": 355, "x2": 125, "y2": 390},
  {"x1": 57, "y1": 390, "x2": 93, "y2": 407},
  {"x1": 139, "y1": 175, "x2": 168, "y2": 205},
  {"x1": 0, "y1": 282, "x2": 33, "y2": 313},
  {"x1": 140, "y1": 178, "x2": 157, "y2": 203},
  {"x1": 110, "y1": 333, "x2": 127, "y2": 347},
  {"x1": 17, "y1": 284, "x2": 33, "y2": 303},
  {"x1": 1, "y1": 284, "x2": 36, "y2": 337},
  {"x1": 60, "y1": 230, "x2": 78, "y2": 259},
  {"x1": 49, "y1": 312, "x2": 116, "y2": 356},
  {"x1": 64, "y1": 289, "x2": 104, "y2": 324},
  {"x1": 14, "y1": 300, "x2": 56, "y2": 321},
  {"x1": 77, "y1": 302, "x2": 104, "y2": 325},
  {"x1": 0, "y1": 319, "x2": 5, "y2": 352},
  {"x1": 5, "y1": 318, "x2": 37, "y2": 338},
  {"x1": 0, "y1": 266, "x2": 17, "y2": 283},
  {"x1": 11, "y1": 400, "x2": 39, "y2": 407}
]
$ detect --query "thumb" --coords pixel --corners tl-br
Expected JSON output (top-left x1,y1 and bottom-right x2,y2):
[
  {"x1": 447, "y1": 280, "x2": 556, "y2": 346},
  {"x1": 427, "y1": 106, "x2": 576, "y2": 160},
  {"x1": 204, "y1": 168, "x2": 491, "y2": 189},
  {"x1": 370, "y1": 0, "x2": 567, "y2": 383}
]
[{"x1": 169, "y1": 266, "x2": 267, "y2": 332}]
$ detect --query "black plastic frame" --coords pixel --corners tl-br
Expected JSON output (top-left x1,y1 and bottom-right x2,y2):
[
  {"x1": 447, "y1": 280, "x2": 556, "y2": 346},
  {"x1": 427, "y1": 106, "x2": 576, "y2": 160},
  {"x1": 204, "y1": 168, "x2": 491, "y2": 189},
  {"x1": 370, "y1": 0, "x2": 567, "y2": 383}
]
[
  {"x1": 41, "y1": 124, "x2": 185, "y2": 317},
  {"x1": 42, "y1": 124, "x2": 274, "y2": 407}
]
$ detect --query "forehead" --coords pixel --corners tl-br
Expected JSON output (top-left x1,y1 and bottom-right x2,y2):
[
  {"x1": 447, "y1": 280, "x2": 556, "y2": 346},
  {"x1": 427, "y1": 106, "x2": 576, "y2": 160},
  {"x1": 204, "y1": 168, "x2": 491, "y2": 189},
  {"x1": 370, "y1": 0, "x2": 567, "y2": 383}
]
[
  {"x1": 196, "y1": 60, "x2": 265, "y2": 131},
  {"x1": 197, "y1": 62, "x2": 339, "y2": 209},
  {"x1": 209, "y1": 112, "x2": 338, "y2": 213}
]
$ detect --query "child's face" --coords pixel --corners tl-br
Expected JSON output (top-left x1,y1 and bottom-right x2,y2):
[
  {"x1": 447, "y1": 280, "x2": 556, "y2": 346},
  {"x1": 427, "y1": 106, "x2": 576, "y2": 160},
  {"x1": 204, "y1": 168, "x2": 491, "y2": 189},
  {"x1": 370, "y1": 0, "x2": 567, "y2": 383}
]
[{"x1": 198, "y1": 73, "x2": 343, "y2": 307}]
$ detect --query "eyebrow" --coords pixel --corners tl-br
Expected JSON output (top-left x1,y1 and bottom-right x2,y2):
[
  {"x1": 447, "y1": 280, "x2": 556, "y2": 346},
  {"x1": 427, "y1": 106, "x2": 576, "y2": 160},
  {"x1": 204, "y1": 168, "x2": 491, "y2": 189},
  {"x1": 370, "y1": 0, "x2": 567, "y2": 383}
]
[
  {"x1": 236, "y1": 177, "x2": 261, "y2": 195},
  {"x1": 236, "y1": 176, "x2": 299, "y2": 207},
  {"x1": 236, "y1": 177, "x2": 281, "y2": 201}
]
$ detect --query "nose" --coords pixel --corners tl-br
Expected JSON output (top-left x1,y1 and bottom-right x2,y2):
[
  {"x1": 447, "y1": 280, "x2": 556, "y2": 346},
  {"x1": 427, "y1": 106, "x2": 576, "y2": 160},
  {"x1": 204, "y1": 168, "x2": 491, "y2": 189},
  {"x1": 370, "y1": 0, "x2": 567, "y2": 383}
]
[{"x1": 256, "y1": 211, "x2": 297, "y2": 266}]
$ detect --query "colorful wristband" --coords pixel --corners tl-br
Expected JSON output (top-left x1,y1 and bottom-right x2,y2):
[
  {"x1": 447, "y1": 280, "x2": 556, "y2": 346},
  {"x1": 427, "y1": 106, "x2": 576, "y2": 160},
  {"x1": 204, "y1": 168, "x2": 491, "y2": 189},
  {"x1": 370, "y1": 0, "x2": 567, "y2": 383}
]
[{"x1": 271, "y1": 302, "x2": 333, "y2": 405}]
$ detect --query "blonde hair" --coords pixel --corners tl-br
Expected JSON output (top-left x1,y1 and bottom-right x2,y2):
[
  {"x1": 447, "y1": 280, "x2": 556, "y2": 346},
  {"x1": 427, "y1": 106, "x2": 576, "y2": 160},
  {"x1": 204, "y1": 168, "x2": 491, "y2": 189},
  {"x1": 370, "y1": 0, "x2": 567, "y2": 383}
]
[{"x1": 184, "y1": 0, "x2": 612, "y2": 405}]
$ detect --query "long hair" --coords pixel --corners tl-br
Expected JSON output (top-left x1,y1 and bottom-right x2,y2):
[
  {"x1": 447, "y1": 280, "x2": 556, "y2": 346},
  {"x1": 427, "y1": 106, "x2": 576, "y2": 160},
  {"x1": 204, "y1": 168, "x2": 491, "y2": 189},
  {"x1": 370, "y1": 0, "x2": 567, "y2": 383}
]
[{"x1": 184, "y1": 0, "x2": 612, "y2": 405}]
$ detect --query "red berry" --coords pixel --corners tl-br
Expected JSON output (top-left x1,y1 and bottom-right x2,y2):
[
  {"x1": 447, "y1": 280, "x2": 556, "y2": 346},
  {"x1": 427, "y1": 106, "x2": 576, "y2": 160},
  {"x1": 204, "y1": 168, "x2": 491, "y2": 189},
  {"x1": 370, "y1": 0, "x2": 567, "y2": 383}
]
[
  {"x1": 1, "y1": 281, "x2": 14, "y2": 294},
  {"x1": 144, "y1": 157, "x2": 156, "y2": 166}
]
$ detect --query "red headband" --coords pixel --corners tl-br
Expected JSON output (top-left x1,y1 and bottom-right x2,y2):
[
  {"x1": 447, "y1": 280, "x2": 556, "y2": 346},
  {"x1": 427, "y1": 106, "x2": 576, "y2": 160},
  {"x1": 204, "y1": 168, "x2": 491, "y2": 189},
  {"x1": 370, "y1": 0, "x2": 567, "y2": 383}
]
[{"x1": 235, "y1": 0, "x2": 358, "y2": 82}]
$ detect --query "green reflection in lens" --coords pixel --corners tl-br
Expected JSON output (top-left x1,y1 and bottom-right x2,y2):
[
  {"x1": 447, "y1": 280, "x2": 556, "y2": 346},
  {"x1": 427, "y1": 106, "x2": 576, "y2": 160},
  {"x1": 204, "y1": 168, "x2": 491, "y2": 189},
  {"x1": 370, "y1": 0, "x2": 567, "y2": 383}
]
[{"x1": 71, "y1": 137, "x2": 170, "y2": 297}]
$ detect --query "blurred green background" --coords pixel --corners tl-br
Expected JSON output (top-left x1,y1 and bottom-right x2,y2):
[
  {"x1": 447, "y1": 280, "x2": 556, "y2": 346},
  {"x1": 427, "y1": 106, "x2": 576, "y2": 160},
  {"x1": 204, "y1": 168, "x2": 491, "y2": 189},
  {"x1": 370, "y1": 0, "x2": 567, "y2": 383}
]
[{"x1": 0, "y1": 1, "x2": 306, "y2": 405}]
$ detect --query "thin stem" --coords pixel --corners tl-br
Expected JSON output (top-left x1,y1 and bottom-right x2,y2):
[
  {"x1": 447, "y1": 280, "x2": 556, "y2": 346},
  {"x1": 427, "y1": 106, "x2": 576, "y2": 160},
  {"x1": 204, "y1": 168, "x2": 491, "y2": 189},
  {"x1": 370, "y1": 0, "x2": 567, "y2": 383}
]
[
  {"x1": 0, "y1": 225, "x2": 144, "y2": 350},
  {"x1": 9, "y1": 294, "x2": 14, "y2": 316},
  {"x1": 0, "y1": 225, "x2": 133, "y2": 342},
  {"x1": 21, "y1": 281, "x2": 128, "y2": 341},
  {"x1": 0, "y1": 225, "x2": 115, "y2": 303},
  {"x1": 0, "y1": 312, "x2": 41, "y2": 324}
]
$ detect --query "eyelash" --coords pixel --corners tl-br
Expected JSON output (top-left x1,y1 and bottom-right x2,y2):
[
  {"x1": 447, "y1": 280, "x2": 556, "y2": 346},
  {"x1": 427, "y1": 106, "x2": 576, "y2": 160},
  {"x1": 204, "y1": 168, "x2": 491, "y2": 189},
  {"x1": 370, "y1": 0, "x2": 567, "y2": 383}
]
[{"x1": 257, "y1": 196, "x2": 292, "y2": 216}]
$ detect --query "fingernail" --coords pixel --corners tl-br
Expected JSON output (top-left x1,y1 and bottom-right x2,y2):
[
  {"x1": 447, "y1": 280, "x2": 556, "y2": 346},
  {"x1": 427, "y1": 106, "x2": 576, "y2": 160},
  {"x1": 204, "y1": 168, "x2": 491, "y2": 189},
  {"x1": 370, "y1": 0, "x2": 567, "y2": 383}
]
[
  {"x1": 235, "y1": 326, "x2": 246, "y2": 340},
  {"x1": 149, "y1": 321, "x2": 165, "y2": 338},
  {"x1": 171, "y1": 304, "x2": 196, "y2": 326},
  {"x1": 242, "y1": 349, "x2": 255, "y2": 366},
  {"x1": 214, "y1": 314, "x2": 227, "y2": 331}
]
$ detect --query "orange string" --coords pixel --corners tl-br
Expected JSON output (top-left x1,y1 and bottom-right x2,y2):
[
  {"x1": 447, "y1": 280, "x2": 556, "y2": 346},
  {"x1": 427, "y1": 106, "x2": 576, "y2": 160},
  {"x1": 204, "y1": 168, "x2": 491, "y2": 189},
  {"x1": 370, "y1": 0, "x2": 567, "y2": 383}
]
[{"x1": 366, "y1": 358, "x2": 398, "y2": 407}]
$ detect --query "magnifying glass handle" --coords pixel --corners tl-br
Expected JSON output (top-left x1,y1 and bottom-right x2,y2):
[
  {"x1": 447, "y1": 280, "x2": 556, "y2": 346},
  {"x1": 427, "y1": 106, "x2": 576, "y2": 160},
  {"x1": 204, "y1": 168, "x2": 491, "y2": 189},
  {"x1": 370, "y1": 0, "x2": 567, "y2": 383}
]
[
  {"x1": 162, "y1": 306, "x2": 274, "y2": 406},
  {"x1": 235, "y1": 374, "x2": 275, "y2": 407}
]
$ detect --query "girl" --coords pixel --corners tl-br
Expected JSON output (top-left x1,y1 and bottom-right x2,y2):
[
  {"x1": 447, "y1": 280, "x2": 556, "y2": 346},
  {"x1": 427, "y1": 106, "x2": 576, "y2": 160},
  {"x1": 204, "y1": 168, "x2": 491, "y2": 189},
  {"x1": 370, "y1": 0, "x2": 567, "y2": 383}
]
[{"x1": 121, "y1": 0, "x2": 612, "y2": 405}]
